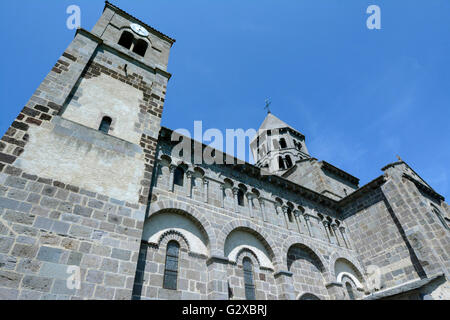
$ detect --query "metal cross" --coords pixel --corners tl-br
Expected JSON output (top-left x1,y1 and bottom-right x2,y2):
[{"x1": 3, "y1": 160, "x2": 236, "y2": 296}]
[{"x1": 264, "y1": 98, "x2": 271, "y2": 113}]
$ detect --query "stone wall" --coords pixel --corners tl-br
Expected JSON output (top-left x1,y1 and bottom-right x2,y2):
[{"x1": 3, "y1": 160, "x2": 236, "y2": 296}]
[
  {"x1": 132, "y1": 133, "x2": 366, "y2": 300},
  {"x1": 0, "y1": 5, "x2": 173, "y2": 300}
]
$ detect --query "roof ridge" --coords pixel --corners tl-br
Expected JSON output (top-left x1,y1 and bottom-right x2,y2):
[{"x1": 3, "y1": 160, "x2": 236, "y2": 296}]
[{"x1": 105, "y1": 1, "x2": 176, "y2": 44}]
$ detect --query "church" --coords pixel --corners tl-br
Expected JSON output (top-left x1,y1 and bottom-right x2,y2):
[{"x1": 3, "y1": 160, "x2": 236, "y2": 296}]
[{"x1": 0, "y1": 2, "x2": 448, "y2": 300}]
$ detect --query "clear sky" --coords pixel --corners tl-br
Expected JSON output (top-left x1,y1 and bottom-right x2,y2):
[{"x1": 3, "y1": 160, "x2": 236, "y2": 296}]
[{"x1": 0, "y1": 0, "x2": 449, "y2": 199}]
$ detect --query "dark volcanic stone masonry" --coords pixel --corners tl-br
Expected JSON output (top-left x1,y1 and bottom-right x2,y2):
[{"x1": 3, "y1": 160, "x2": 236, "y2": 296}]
[{"x1": 0, "y1": 2, "x2": 449, "y2": 300}]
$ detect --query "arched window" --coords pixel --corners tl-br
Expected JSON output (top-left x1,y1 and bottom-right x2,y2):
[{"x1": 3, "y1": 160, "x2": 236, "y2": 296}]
[
  {"x1": 345, "y1": 282, "x2": 355, "y2": 300},
  {"x1": 243, "y1": 257, "x2": 255, "y2": 300},
  {"x1": 174, "y1": 167, "x2": 184, "y2": 186},
  {"x1": 285, "y1": 155, "x2": 293, "y2": 168},
  {"x1": 99, "y1": 116, "x2": 112, "y2": 134},
  {"x1": 299, "y1": 293, "x2": 320, "y2": 300},
  {"x1": 278, "y1": 156, "x2": 285, "y2": 170},
  {"x1": 133, "y1": 39, "x2": 148, "y2": 57},
  {"x1": 279, "y1": 138, "x2": 287, "y2": 149},
  {"x1": 237, "y1": 189, "x2": 245, "y2": 206},
  {"x1": 163, "y1": 241, "x2": 180, "y2": 290},
  {"x1": 118, "y1": 31, "x2": 134, "y2": 49}
]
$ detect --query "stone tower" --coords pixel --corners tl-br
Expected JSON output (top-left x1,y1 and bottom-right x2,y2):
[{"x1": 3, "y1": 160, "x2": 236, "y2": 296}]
[
  {"x1": 0, "y1": 2, "x2": 175, "y2": 299},
  {"x1": 250, "y1": 112, "x2": 310, "y2": 174}
]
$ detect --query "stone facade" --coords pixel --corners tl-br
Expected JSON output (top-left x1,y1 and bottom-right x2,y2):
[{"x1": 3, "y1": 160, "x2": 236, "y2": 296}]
[{"x1": 0, "y1": 2, "x2": 449, "y2": 300}]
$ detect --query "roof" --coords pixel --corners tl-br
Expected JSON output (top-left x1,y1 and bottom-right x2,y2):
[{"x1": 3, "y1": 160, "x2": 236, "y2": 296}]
[
  {"x1": 251, "y1": 112, "x2": 305, "y2": 143},
  {"x1": 105, "y1": 1, "x2": 176, "y2": 45},
  {"x1": 320, "y1": 161, "x2": 360, "y2": 186},
  {"x1": 363, "y1": 274, "x2": 445, "y2": 300},
  {"x1": 258, "y1": 112, "x2": 294, "y2": 132}
]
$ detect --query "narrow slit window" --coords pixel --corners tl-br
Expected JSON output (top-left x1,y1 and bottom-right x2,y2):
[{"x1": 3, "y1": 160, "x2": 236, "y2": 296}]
[
  {"x1": 287, "y1": 208, "x2": 293, "y2": 223},
  {"x1": 118, "y1": 31, "x2": 134, "y2": 49},
  {"x1": 163, "y1": 241, "x2": 180, "y2": 290},
  {"x1": 174, "y1": 167, "x2": 184, "y2": 186},
  {"x1": 99, "y1": 116, "x2": 112, "y2": 134},
  {"x1": 285, "y1": 156, "x2": 293, "y2": 168},
  {"x1": 278, "y1": 156, "x2": 285, "y2": 170},
  {"x1": 237, "y1": 189, "x2": 245, "y2": 206},
  {"x1": 243, "y1": 258, "x2": 255, "y2": 300}
]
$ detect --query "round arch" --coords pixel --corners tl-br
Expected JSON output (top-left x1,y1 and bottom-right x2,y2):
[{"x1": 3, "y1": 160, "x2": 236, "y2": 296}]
[
  {"x1": 217, "y1": 219, "x2": 281, "y2": 268},
  {"x1": 281, "y1": 236, "x2": 330, "y2": 279},
  {"x1": 298, "y1": 292, "x2": 321, "y2": 300},
  {"x1": 147, "y1": 199, "x2": 218, "y2": 255},
  {"x1": 328, "y1": 251, "x2": 365, "y2": 284}
]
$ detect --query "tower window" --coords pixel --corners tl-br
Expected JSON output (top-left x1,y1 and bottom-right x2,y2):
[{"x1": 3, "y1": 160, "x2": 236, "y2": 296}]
[
  {"x1": 163, "y1": 241, "x2": 180, "y2": 290},
  {"x1": 133, "y1": 39, "x2": 148, "y2": 57},
  {"x1": 243, "y1": 257, "x2": 255, "y2": 300},
  {"x1": 99, "y1": 116, "x2": 112, "y2": 134},
  {"x1": 285, "y1": 155, "x2": 293, "y2": 168},
  {"x1": 279, "y1": 138, "x2": 287, "y2": 149},
  {"x1": 278, "y1": 156, "x2": 285, "y2": 170},
  {"x1": 174, "y1": 167, "x2": 184, "y2": 186},
  {"x1": 237, "y1": 189, "x2": 245, "y2": 206},
  {"x1": 118, "y1": 31, "x2": 134, "y2": 49}
]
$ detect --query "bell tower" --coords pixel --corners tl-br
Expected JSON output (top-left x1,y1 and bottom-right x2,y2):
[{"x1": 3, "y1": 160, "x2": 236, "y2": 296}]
[
  {"x1": 250, "y1": 112, "x2": 310, "y2": 174},
  {"x1": 0, "y1": 2, "x2": 175, "y2": 300}
]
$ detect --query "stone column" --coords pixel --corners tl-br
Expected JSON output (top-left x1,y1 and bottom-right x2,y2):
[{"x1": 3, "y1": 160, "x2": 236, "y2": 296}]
[
  {"x1": 247, "y1": 193, "x2": 254, "y2": 218},
  {"x1": 275, "y1": 205, "x2": 286, "y2": 227},
  {"x1": 186, "y1": 171, "x2": 193, "y2": 198},
  {"x1": 331, "y1": 223, "x2": 341, "y2": 246},
  {"x1": 274, "y1": 270, "x2": 296, "y2": 300},
  {"x1": 220, "y1": 184, "x2": 225, "y2": 208},
  {"x1": 206, "y1": 256, "x2": 229, "y2": 300},
  {"x1": 232, "y1": 187, "x2": 239, "y2": 212},
  {"x1": 339, "y1": 226, "x2": 350, "y2": 249},
  {"x1": 203, "y1": 178, "x2": 209, "y2": 203},
  {"x1": 169, "y1": 165, "x2": 175, "y2": 192},
  {"x1": 281, "y1": 206, "x2": 290, "y2": 228},
  {"x1": 303, "y1": 214, "x2": 312, "y2": 237},
  {"x1": 259, "y1": 198, "x2": 267, "y2": 222},
  {"x1": 322, "y1": 220, "x2": 331, "y2": 242},
  {"x1": 294, "y1": 210, "x2": 302, "y2": 234}
]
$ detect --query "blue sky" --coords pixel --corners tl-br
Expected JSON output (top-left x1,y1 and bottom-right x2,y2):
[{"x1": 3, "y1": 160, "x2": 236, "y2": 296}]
[{"x1": 0, "y1": 0, "x2": 449, "y2": 199}]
